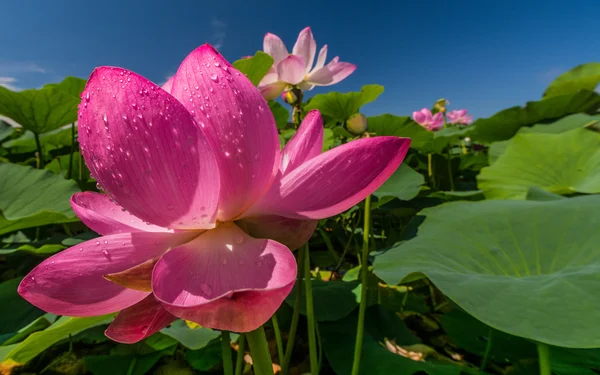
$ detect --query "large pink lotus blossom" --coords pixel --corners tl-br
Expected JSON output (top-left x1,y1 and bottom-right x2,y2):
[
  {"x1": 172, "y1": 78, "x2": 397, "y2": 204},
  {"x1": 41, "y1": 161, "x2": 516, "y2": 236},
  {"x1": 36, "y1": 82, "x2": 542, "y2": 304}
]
[
  {"x1": 18, "y1": 44, "x2": 409, "y2": 344},
  {"x1": 258, "y1": 27, "x2": 356, "y2": 100},
  {"x1": 446, "y1": 109, "x2": 473, "y2": 125},
  {"x1": 412, "y1": 108, "x2": 444, "y2": 131}
]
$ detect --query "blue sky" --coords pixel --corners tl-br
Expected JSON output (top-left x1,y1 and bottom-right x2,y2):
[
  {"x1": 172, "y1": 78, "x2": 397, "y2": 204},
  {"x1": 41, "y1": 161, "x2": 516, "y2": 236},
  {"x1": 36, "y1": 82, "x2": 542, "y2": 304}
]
[{"x1": 1, "y1": 0, "x2": 599, "y2": 118}]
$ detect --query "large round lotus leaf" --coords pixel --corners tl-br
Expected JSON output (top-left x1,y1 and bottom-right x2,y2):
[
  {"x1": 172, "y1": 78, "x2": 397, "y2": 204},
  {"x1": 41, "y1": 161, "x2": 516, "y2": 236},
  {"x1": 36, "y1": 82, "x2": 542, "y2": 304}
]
[
  {"x1": 478, "y1": 128, "x2": 600, "y2": 199},
  {"x1": 488, "y1": 114, "x2": 600, "y2": 164},
  {"x1": 373, "y1": 195, "x2": 600, "y2": 348}
]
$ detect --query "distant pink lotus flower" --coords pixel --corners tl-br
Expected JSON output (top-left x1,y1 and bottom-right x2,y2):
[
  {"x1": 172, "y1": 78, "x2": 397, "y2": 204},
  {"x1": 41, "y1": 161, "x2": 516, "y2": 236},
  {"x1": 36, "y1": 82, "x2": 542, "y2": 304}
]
[
  {"x1": 18, "y1": 44, "x2": 409, "y2": 343},
  {"x1": 447, "y1": 109, "x2": 473, "y2": 125},
  {"x1": 259, "y1": 27, "x2": 356, "y2": 100},
  {"x1": 412, "y1": 108, "x2": 444, "y2": 131}
]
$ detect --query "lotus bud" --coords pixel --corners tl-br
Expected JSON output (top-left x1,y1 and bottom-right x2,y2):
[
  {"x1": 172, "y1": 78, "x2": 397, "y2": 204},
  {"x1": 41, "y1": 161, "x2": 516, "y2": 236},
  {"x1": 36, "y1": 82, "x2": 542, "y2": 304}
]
[
  {"x1": 434, "y1": 98, "x2": 449, "y2": 113},
  {"x1": 282, "y1": 88, "x2": 303, "y2": 106},
  {"x1": 346, "y1": 113, "x2": 368, "y2": 135}
]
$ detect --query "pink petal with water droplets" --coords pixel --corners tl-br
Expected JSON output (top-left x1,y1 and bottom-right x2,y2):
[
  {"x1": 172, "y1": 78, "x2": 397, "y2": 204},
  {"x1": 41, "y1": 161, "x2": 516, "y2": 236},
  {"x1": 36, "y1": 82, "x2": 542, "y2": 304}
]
[
  {"x1": 170, "y1": 44, "x2": 280, "y2": 221},
  {"x1": 280, "y1": 110, "x2": 324, "y2": 174},
  {"x1": 277, "y1": 55, "x2": 306, "y2": 85},
  {"x1": 153, "y1": 223, "x2": 296, "y2": 332},
  {"x1": 71, "y1": 192, "x2": 172, "y2": 235},
  {"x1": 18, "y1": 231, "x2": 196, "y2": 316},
  {"x1": 255, "y1": 137, "x2": 411, "y2": 219},
  {"x1": 292, "y1": 27, "x2": 317, "y2": 73},
  {"x1": 105, "y1": 294, "x2": 175, "y2": 344},
  {"x1": 263, "y1": 33, "x2": 289, "y2": 65},
  {"x1": 78, "y1": 67, "x2": 220, "y2": 230}
]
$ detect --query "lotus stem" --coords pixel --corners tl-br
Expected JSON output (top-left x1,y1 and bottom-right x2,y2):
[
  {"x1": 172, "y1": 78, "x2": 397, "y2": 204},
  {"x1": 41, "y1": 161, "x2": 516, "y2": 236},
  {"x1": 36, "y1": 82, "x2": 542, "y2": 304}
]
[
  {"x1": 537, "y1": 342, "x2": 551, "y2": 375},
  {"x1": 125, "y1": 357, "x2": 137, "y2": 375},
  {"x1": 271, "y1": 314, "x2": 284, "y2": 365},
  {"x1": 78, "y1": 151, "x2": 83, "y2": 180},
  {"x1": 34, "y1": 132, "x2": 43, "y2": 168},
  {"x1": 479, "y1": 328, "x2": 493, "y2": 372},
  {"x1": 246, "y1": 326, "x2": 273, "y2": 375},
  {"x1": 351, "y1": 194, "x2": 372, "y2": 375},
  {"x1": 67, "y1": 123, "x2": 75, "y2": 179},
  {"x1": 221, "y1": 331, "x2": 234, "y2": 375},
  {"x1": 304, "y1": 244, "x2": 318, "y2": 374},
  {"x1": 281, "y1": 246, "x2": 306, "y2": 375},
  {"x1": 447, "y1": 151, "x2": 455, "y2": 191},
  {"x1": 235, "y1": 334, "x2": 246, "y2": 375},
  {"x1": 427, "y1": 153, "x2": 432, "y2": 177}
]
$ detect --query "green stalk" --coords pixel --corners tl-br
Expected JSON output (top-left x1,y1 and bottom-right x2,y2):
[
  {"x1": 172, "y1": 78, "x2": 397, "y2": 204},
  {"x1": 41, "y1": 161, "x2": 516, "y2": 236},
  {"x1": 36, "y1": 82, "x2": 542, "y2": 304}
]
[
  {"x1": 350, "y1": 195, "x2": 372, "y2": 375},
  {"x1": 221, "y1": 331, "x2": 234, "y2": 375},
  {"x1": 235, "y1": 335, "x2": 246, "y2": 375},
  {"x1": 479, "y1": 329, "x2": 493, "y2": 372},
  {"x1": 125, "y1": 357, "x2": 137, "y2": 375},
  {"x1": 271, "y1": 314, "x2": 284, "y2": 365},
  {"x1": 447, "y1": 151, "x2": 455, "y2": 191},
  {"x1": 537, "y1": 342, "x2": 551, "y2": 375},
  {"x1": 319, "y1": 228, "x2": 340, "y2": 263},
  {"x1": 78, "y1": 151, "x2": 83, "y2": 181},
  {"x1": 281, "y1": 246, "x2": 305, "y2": 375},
  {"x1": 67, "y1": 123, "x2": 75, "y2": 179},
  {"x1": 34, "y1": 132, "x2": 44, "y2": 168},
  {"x1": 304, "y1": 244, "x2": 318, "y2": 374},
  {"x1": 246, "y1": 326, "x2": 273, "y2": 375}
]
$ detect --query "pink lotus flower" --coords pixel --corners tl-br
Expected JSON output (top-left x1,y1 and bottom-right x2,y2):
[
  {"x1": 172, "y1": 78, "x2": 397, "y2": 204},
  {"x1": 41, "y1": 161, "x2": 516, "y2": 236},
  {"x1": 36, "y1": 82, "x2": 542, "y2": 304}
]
[
  {"x1": 18, "y1": 44, "x2": 409, "y2": 343},
  {"x1": 412, "y1": 108, "x2": 444, "y2": 131},
  {"x1": 258, "y1": 27, "x2": 356, "y2": 100},
  {"x1": 447, "y1": 109, "x2": 473, "y2": 125}
]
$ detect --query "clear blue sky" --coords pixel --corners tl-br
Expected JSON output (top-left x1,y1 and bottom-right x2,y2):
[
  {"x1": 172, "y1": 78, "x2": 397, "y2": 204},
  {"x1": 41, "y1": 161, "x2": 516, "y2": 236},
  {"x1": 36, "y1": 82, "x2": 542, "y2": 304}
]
[{"x1": 1, "y1": 0, "x2": 599, "y2": 118}]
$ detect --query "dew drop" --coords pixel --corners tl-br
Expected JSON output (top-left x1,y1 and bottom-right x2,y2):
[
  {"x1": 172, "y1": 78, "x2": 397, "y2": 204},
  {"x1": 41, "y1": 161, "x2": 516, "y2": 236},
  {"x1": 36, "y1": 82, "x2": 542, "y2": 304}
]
[
  {"x1": 209, "y1": 73, "x2": 218, "y2": 82},
  {"x1": 200, "y1": 283, "x2": 212, "y2": 295},
  {"x1": 95, "y1": 241, "x2": 100, "y2": 245},
  {"x1": 233, "y1": 233, "x2": 244, "y2": 244},
  {"x1": 222, "y1": 258, "x2": 228, "y2": 265},
  {"x1": 122, "y1": 114, "x2": 128, "y2": 120}
]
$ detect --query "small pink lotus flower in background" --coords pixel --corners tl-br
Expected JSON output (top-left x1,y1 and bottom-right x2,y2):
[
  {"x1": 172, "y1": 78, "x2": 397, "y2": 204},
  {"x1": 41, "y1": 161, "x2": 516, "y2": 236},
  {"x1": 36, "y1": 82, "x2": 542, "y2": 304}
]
[
  {"x1": 259, "y1": 27, "x2": 356, "y2": 100},
  {"x1": 447, "y1": 109, "x2": 473, "y2": 125},
  {"x1": 18, "y1": 44, "x2": 409, "y2": 344},
  {"x1": 412, "y1": 108, "x2": 444, "y2": 131}
]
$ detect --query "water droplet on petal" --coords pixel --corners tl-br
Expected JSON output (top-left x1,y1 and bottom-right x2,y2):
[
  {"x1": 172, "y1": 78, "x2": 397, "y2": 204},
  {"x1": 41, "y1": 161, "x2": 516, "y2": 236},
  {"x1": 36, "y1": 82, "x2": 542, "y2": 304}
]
[
  {"x1": 200, "y1": 283, "x2": 212, "y2": 295},
  {"x1": 209, "y1": 73, "x2": 218, "y2": 82}
]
